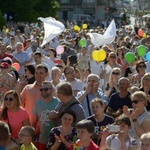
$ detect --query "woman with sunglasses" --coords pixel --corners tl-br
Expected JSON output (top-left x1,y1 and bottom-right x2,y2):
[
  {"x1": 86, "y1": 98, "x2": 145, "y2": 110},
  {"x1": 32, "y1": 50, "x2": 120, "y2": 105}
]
[
  {"x1": 140, "y1": 73, "x2": 150, "y2": 111},
  {"x1": 47, "y1": 109, "x2": 77, "y2": 150},
  {"x1": 105, "y1": 68, "x2": 121, "y2": 98},
  {"x1": 131, "y1": 60, "x2": 146, "y2": 87},
  {"x1": 123, "y1": 91, "x2": 150, "y2": 147},
  {"x1": 0, "y1": 90, "x2": 30, "y2": 148}
]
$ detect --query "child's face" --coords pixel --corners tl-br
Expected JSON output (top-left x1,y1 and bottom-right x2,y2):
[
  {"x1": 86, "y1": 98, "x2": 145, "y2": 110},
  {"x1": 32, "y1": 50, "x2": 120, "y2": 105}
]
[
  {"x1": 119, "y1": 122, "x2": 130, "y2": 132},
  {"x1": 141, "y1": 139, "x2": 150, "y2": 150},
  {"x1": 91, "y1": 102, "x2": 104, "y2": 115},
  {"x1": 77, "y1": 128, "x2": 92, "y2": 142},
  {"x1": 18, "y1": 129, "x2": 31, "y2": 144}
]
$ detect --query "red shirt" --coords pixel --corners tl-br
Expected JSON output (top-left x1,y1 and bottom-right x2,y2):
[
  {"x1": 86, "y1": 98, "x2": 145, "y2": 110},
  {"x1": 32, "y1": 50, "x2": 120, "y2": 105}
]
[{"x1": 69, "y1": 140, "x2": 99, "y2": 150}]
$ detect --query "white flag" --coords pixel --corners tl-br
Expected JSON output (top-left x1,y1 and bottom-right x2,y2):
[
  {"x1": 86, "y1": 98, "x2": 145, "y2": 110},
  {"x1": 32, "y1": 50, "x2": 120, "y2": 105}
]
[
  {"x1": 88, "y1": 20, "x2": 116, "y2": 47},
  {"x1": 38, "y1": 17, "x2": 65, "y2": 47}
]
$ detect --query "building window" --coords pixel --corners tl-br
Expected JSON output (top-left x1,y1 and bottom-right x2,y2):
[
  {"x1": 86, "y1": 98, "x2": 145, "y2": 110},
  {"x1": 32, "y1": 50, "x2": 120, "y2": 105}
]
[
  {"x1": 83, "y1": 0, "x2": 95, "y2": 3},
  {"x1": 61, "y1": 0, "x2": 69, "y2": 3}
]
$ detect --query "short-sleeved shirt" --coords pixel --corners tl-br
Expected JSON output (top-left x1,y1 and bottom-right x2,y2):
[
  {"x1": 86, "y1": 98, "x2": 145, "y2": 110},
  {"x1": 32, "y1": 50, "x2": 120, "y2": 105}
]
[
  {"x1": 87, "y1": 115, "x2": 114, "y2": 144},
  {"x1": 108, "y1": 92, "x2": 132, "y2": 112},
  {"x1": 1, "y1": 107, "x2": 29, "y2": 139},
  {"x1": 33, "y1": 97, "x2": 60, "y2": 144},
  {"x1": 47, "y1": 126, "x2": 77, "y2": 150},
  {"x1": 20, "y1": 82, "x2": 42, "y2": 126},
  {"x1": 106, "y1": 134, "x2": 137, "y2": 150}
]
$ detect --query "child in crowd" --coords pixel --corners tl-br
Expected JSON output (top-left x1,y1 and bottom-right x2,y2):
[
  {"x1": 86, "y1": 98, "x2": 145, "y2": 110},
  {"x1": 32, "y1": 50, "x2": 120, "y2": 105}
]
[
  {"x1": 87, "y1": 98, "x2": 114, "y2": 145},
  {"x1": 140, "y1": 132, "x2": 150, "y2": 150},
  {"x1": 19, "y1": 126, "x2": 37, "y2": 150},
  {"x1": 100, "y1": 115, "x2": 138, "y2": 150},
  {"x1": 69, "y1": 119, "x2": 99, "y2": 150},
  {"x1": 0, "y1": 121, "x2": 11, "y2": 149}
]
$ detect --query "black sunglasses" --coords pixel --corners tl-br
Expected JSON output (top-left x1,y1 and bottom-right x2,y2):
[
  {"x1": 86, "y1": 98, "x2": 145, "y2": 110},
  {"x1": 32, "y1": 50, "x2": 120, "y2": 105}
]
[
  {"x1": 40, "y1": 88, "x2": 52, "y2": 92},
  {"x1": 109, "y1": 56, "x2": 116, "y2": 58},
  {"x1": 138, "y1": 65, "x2": 145, "y2": 68},
  {"x1": 4, "y1": 97, "x2": 14, "y2": 102},
  {"x1": 112, "y1": 72, "x2": 120, "y2": 75},
  {"x1": 131, "y1": 100, "x2": 142, "y2": 104}
]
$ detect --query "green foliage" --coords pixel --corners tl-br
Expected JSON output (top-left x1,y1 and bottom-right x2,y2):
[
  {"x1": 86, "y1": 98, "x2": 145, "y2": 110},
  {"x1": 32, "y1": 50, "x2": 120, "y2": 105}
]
[
  {"x1": 0, "y1": 0, "x2": 59, "y2": 22},
  {"x1": 0, "y1": 10, "x2": 6, "y2": 30}
]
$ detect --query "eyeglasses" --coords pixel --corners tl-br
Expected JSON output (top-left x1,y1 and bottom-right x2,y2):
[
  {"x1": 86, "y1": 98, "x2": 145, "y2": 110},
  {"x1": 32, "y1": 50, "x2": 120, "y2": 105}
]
[
  {"x1": 65, "y1": 71, "x2": 74, "y2": 75},
  {"x1": 7, "y1": 48, "x2": 12, "y2": 51},
  {"x1": 138, "y1": 65, "x2": 145, "y2": 68},
  {"x1": 112, "y1": 72, "x2": 120, "y2": 75},
  {"x1": 109, "y1": 56, "x2": 116, "y2": 58},
  {"x1": 4, "y1": 97, "x2": 14, "y2": 102},
  {"x1": 40, "y1": 88, "x2": 52, "y2": 92},
  {"x1": 131, "y1": 100, "x2": 143, "y2": 104}
]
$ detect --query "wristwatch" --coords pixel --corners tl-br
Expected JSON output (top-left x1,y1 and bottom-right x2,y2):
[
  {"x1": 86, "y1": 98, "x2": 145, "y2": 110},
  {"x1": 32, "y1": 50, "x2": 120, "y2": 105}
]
[{"x1": 132, "y1": 118, "x2": 137, "y2": 122}]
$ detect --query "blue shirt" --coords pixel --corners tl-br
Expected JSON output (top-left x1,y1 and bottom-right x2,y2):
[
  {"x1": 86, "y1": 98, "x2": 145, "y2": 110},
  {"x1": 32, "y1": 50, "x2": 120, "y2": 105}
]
[{"x1": 76, "y1": 88, "x2": 108, "y2": 118}]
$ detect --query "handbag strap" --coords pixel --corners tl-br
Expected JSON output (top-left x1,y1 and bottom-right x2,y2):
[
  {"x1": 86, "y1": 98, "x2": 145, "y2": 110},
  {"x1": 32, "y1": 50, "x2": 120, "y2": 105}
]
[{"x1": 86, "y1": 95, "x2": 91, "y2": 116}]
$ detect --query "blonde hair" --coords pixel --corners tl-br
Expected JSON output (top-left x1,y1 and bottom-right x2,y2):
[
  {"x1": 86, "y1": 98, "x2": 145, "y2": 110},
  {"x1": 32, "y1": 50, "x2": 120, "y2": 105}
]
[
  {"x1": 140, "y1": 132, "x2": 150, "y2": 141},
  {"x1": 140, "y1": 73, "x2": 150, "y2": 88},
  {"x1": 131, "y1": 91, "x2": 147, "y2": 106},
  {"x1": 109, "y1": 67, "x2": 121, "y2": 82}
]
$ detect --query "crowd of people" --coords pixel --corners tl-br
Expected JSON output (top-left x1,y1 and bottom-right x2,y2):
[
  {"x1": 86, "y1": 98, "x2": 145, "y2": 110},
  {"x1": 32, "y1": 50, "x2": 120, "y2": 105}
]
[{"x1": 0, "y1": 18, "x2": 150, "y2": 150}]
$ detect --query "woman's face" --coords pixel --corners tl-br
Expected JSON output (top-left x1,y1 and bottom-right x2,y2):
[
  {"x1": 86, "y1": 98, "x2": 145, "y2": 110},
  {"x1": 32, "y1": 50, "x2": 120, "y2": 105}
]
[
  {"x1": 91, "y1": 102, "x2": 104, "y2": 116},
  {"x1": 4, "y1": 94, "x2": 17, "y2": 110},
  {"x1": 111, "y1": 70, "x2": 120, "y2": 80},
  {"x1": 131, "y1": 96, "x2": 145, "y2": 110},
  {"x1": 143, "y1": 76, "x2": 150, "y2": 87},
  {"x1": 119, "y1": 122, "x2": 130, "y2": 132},
  {"x1": 61, "y1": 113, "x2": 74, "y2": 126},
  {"x1": 137, "y1": 63, "x2": 146, "y2": 73}
]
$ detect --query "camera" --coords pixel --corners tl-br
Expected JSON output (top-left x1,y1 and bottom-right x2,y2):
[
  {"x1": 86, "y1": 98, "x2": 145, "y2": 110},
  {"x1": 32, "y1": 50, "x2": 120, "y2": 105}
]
[{"x1": 106, "y1": 124, "x2": 120, "y2": 132}]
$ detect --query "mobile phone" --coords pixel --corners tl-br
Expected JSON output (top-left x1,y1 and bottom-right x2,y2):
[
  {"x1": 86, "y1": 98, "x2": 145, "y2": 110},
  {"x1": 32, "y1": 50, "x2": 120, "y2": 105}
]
[
  {"x1": 69, "y1": 55, "x2": 77, "y2": 65},
  {"x1": 107, "y1": 124, "x2": 120, "y2": 132}
]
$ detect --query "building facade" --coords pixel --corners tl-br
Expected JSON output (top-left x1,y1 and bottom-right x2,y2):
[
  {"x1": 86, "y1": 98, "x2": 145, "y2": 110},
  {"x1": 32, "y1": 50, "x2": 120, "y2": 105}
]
[{"x1": 56, "y1": 0, "x2": 107, "y2": 21}]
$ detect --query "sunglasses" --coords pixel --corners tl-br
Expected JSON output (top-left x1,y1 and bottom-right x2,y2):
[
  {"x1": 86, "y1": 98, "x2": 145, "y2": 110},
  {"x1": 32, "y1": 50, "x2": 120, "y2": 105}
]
[
  {"x1": 112, "y1": 72, "x2": 120, "y2": 75},
  {"x1": 109, "y1": 56, "x2": 116, "y2": 58},
  {"x1": 138, "y1": 65, "x2": 145, "y2": 68},
  {"x1": 4, "y1": 97, "x2": 13, "y2": 102},
  {"x1": 131, "y1": 100, "x2": 143, "y2": 104},
  {"x1": 40, "y1": 88, "x2": 52, "y2": 92}
]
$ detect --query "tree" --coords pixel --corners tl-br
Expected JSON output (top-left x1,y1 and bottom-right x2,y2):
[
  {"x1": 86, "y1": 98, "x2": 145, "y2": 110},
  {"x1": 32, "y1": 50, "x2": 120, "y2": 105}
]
[
  {"x1": 0, "y1": 9, "x2": 6, "y2": 29},
  {"x1": 0, "y1": 0, "x2": 59, "y2": 22}
]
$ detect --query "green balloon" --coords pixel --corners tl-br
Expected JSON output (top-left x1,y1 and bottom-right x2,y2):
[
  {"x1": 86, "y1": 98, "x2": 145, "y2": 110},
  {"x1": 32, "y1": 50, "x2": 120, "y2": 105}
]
[
  {"x1": 125, "y1": 52, "x2": 135, "y2": 63},
  {"x1": 137, "y1": 45, "x2": 147, "y2": 57},
  {"x1": 79, "y1": 39, "x2": 87, "y2": 47}
]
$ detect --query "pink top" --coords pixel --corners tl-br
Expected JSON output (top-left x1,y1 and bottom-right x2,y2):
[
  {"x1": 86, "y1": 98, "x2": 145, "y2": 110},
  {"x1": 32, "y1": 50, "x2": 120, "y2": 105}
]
[{"x1": 1, "y1": 107, "x2": 29, "y2": 139}]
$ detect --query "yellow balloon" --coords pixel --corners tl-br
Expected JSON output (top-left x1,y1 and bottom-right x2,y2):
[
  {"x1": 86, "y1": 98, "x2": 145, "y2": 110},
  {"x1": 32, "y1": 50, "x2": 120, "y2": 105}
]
[
  {"x1": 77, "y1": 27, "x2": 81, "y2": 32},
  {"x1": 6, "y1": 28, "x2": 9, "y2": 33},
  {"x1": 142, "y1": 33, "x2": 147, "y2": 38},
  {"x1": 82, "y1": 24, "x2": 88, "y2": 29},
  {"x1": 92, "y1": 50, "x2": 100, "y2": 61},
  {"x1": 97, "y1": 49, "x2": 106, "y2": 61},
  {"x1": 74, "y1": 25, "x2": 79, "y2": 31}
]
